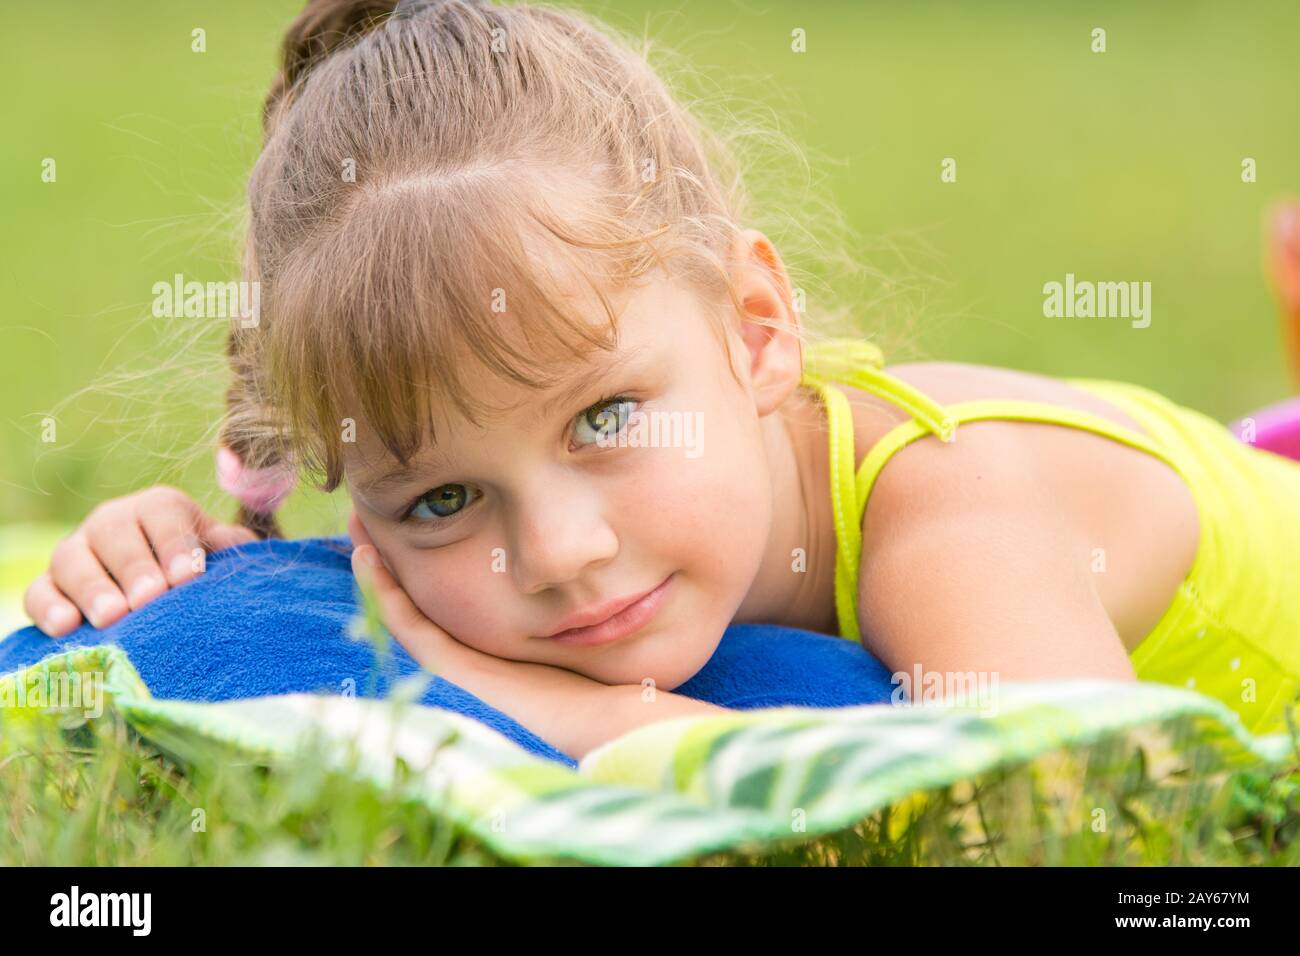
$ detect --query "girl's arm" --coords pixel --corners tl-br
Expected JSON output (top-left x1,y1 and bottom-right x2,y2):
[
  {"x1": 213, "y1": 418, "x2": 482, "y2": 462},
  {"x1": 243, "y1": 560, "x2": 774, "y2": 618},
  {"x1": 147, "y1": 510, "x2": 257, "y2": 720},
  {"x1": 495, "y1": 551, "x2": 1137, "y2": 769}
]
[
  {"x1": 855, "y1": 424, "x2": 1138, "y2": 687},
  {"x1": 351, "y1": 545, "x2": 731, "y2": 761}
]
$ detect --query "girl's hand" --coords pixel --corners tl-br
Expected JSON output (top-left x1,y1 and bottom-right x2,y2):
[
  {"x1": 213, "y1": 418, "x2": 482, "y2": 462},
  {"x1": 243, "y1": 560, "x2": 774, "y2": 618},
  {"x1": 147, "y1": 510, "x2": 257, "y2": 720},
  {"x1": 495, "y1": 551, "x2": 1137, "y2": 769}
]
[
  {"x1": 23, "y1": 486, "x2": 258, "y2": 636},
  {"x1": 347, "y1": 509, "x2": 466, "y2": 672},
  {"x1": 349, "y1": 545, "x2": 465, "y2": 673}
]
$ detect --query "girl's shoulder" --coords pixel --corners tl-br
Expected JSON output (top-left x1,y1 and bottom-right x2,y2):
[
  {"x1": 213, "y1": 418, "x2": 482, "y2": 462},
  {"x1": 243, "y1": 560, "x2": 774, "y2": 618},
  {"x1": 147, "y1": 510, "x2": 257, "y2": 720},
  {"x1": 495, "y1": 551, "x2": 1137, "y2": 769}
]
[{"x1": 836, "y1": 360, "x2": 1200, "y2": 646}]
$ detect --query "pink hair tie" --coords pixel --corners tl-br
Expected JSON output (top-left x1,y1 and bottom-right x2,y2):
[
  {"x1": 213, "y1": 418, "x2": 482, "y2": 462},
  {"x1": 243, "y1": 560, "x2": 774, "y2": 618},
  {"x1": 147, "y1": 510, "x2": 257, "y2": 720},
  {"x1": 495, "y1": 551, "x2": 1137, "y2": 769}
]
[{"x1": 216, "y1": 445, "x2": 296, "y2": 514}]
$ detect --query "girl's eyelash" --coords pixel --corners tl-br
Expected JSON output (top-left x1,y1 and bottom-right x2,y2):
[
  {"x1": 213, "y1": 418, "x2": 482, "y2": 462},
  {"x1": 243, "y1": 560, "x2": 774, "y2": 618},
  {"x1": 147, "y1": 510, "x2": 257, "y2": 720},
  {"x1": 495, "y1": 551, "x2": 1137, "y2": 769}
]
[
  {"x1": 397, "y1": 392, "x2": 638, "y2": 526},
  {"x1": 581, "y1": 392, "x2": 637, "y2": 422}
]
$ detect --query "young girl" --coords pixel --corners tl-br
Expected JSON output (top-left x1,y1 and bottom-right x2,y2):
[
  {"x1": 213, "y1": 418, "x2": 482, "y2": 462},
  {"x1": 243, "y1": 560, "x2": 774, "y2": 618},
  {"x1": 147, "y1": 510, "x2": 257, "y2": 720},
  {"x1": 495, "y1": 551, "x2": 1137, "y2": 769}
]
[{"x1": 22, "y1": 0, "x2": 1300, "y2": 757}]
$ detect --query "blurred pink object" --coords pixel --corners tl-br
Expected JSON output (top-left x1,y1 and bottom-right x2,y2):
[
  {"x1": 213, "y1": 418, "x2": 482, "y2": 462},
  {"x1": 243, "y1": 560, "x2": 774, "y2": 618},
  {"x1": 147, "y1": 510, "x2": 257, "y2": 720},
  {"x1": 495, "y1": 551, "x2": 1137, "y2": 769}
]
[
  {"x1": 216, "y1": 445, "x2": 296, "y2": 514},
  {"x1": 1232, "y1": 398, "x2": 1300, "y2": 462}
]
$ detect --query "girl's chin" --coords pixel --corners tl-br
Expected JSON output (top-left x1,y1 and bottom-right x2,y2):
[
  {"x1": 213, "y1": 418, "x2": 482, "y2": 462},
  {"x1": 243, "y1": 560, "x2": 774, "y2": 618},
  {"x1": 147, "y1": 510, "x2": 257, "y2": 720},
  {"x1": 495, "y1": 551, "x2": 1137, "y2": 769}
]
[{"x1": 589, "y1": 637, "x2": 719, "y2": 691}]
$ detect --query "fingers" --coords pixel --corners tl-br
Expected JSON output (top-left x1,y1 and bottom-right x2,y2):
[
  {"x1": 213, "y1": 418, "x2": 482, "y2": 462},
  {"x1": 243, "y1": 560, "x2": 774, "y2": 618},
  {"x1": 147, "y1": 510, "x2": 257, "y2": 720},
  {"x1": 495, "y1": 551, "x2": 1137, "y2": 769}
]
[
  {"x1": 351, "y1": 545, "x2": 457, "y2": 674},
  {"x1": 347, "y1": 509, "x2": 375, "y2": 549},
  {"x1": 47, "y1": 532, "x2": 130, "y2": 630},
  {"x1": 138, "y1": 505, "x2": 254, "y2": 588},
  {"x1": 134, "y1": 487, "x2": 255, "y2": 590},
  {"x1": 132, "y1": 485, "x2": 209, "y2": 586},
  {"x1": 350, "y1": 544, "x2": 429, "y2": 637},
  {"x1": 139, "y1": 516, "x2": 204, "y2": 587},
  {"x1": 83, "y1": 501, "x2": 169, "y2": 611},
  {"x1": 23, "y1": 573, "x2": 82, "y2": 637}
]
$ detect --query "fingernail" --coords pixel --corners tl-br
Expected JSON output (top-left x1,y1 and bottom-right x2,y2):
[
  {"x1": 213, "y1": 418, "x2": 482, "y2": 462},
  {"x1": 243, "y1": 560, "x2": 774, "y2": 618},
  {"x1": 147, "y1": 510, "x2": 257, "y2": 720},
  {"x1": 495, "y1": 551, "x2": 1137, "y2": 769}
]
[
  {"x1": 128, "y1": 576, "x2": 164, "y2": 606},
  {"x1": 90, "y1": 593, "x2": 122, "y2": 628},
  {"x1": 170, "y1": 553, "x2": 195, "y2": 580},
  {"x1": 44, "y1": 605, "x2": 75, "y2": 635}
]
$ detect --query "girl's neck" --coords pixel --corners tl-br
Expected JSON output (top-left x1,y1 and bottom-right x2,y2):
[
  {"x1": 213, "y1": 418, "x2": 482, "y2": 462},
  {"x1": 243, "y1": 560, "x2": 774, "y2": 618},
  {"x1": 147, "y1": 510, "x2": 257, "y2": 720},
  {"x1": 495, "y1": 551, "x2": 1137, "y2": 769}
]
[{"x1": 731, "y1": 384, "x2": 840, "y2": 635}]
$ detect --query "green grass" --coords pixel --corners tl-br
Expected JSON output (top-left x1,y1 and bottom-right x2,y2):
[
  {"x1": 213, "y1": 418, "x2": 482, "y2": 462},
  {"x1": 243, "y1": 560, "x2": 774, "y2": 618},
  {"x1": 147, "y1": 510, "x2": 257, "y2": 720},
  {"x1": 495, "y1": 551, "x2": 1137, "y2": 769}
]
[
  {"x1": 0, "y1": 707, "x2": 494, "y2": 866},
  {"x1": 4, "y1": 702, "x2": 1298, "y2": 866}
]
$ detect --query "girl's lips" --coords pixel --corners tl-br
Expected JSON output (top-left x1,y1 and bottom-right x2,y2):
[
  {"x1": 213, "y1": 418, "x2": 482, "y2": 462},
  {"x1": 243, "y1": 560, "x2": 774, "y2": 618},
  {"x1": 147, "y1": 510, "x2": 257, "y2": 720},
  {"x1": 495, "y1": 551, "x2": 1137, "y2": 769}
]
[{"x1": 544, "y1": 573, "x2": 675, "y2": 647}]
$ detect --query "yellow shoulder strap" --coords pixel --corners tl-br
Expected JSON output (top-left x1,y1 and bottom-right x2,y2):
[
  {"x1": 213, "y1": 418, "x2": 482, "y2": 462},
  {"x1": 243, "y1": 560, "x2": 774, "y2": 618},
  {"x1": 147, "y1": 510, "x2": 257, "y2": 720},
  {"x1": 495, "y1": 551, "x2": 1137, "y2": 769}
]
[
  {"x1": 798, "y1": 338, "x2": 1180, "y2": 643},
  {"x1": 800, "y1": 337, "x2": 956, "y2": 642}
]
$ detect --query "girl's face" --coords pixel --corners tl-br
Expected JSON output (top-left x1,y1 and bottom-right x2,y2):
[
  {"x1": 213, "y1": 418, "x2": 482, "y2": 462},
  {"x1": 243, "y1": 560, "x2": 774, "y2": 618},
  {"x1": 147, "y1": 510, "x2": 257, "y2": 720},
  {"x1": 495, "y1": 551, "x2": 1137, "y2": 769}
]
[{"x1": 344, "y1": 271, "x2": 787, "y2": 689}]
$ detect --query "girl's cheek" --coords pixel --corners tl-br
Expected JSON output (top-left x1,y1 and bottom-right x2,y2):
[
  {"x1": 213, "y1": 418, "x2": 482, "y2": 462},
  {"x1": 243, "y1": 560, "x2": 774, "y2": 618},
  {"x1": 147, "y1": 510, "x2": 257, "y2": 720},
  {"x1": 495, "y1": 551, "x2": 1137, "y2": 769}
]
[
  {"x1": 397, "y1": 548, "x2": 522, "y2": 653},
  {"x1": 397, "y1": 553, "x2": 474, "y2": 623},
  {"x1": 638, "y1": 433, "x2": 768, "y2": 579}
]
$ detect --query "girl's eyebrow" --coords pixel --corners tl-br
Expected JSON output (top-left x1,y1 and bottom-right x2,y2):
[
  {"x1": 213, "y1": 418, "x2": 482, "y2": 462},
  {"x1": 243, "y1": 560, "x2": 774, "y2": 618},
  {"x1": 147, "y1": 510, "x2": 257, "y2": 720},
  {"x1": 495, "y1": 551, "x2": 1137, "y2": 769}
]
[
  {"x1": 353, "y1": 460, "x2": 439, "y2": 496},
  {"x1": 355, "y1": 462, "x2": 436, "y2": 497},
  {"x1": 354, "y1": 443, "x2": 457, "y2": 496},
  {"x1": 357, "y1": 345, "x2": 650, "y2": 495},
  {"x1": 539, "y1": 345, "x2": 647, "y2": 416}
]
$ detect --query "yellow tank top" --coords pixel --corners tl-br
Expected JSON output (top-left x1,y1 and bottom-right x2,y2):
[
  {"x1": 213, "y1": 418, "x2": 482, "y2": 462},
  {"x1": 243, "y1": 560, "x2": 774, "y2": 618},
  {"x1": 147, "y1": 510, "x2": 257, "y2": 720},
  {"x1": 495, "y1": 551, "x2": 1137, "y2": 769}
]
[{"x1": 799, "y1": 336, "x2": 1300, "y2": 736}]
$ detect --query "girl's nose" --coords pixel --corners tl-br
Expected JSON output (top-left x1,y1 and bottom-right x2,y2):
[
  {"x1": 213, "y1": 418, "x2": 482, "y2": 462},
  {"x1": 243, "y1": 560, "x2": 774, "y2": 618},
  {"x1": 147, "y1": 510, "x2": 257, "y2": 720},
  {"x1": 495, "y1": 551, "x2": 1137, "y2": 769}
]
[{"x1": 509, "y1": 490, "x2": 621, "y2": 595}]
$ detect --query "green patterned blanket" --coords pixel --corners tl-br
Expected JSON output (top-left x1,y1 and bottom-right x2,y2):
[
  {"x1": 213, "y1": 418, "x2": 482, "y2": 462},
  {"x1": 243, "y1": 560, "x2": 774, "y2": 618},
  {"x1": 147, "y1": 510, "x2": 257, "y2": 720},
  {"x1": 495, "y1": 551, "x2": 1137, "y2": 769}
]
[{"x1": 3, "y1": 643, "x2": 1295, "y2": 865}]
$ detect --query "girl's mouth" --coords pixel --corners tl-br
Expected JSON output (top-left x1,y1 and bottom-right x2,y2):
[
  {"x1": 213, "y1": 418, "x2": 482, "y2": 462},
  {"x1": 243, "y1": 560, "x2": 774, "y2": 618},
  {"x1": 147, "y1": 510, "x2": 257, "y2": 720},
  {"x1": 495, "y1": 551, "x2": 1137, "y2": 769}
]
[{"x1": 542, "y1": 573, "x2": 675, "y2": 647}]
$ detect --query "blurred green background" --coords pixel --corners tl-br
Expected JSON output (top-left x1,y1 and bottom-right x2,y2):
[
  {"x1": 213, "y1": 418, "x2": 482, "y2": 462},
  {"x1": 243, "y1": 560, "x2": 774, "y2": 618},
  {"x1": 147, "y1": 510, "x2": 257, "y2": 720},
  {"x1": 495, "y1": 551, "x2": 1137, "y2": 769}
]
[{"x1": 3, "y1": 0, "x2": 1297, "y2": 536}]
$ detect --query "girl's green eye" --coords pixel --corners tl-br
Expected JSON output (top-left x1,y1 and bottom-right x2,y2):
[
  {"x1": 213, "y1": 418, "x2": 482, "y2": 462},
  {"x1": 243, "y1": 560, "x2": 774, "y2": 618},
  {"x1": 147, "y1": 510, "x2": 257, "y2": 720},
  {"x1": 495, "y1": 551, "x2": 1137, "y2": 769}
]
[
  {"x1": 408, "y1": 484, "x2": 475, "y2": 522},
  {"x1": 574, "y1": 397, "x2": 637, "y2": 446}
]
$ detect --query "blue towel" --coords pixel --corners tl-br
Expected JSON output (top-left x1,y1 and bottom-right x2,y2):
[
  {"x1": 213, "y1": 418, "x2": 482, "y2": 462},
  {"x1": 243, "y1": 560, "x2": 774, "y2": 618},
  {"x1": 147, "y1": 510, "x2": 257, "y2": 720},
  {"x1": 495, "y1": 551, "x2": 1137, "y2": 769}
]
[{"x1": 0, "y1": 537, "x2": 899, "y2": 767}]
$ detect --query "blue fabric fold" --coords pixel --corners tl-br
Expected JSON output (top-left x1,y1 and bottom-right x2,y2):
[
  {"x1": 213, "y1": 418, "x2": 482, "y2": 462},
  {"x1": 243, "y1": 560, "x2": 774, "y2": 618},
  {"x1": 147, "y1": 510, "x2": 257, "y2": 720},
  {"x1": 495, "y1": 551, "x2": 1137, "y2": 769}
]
[{"x1": 0, "y1": 537, "x2": 898, "y2": 768}]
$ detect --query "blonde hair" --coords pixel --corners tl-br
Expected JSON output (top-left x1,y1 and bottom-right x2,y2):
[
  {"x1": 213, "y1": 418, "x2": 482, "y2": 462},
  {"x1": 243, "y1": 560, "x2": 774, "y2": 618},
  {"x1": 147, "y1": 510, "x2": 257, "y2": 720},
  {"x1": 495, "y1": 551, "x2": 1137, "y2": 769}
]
[{"x1": 223, "y1": 0, "x2": 866, "y2": 537}]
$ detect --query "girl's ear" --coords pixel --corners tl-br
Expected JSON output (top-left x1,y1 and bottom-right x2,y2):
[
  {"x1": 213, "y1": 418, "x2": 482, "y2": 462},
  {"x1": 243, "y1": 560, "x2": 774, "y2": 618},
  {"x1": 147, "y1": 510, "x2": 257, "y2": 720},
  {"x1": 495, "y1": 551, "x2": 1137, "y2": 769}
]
[{"x1": 727, "y1": 228, "x2": 804, "y2": 416}]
